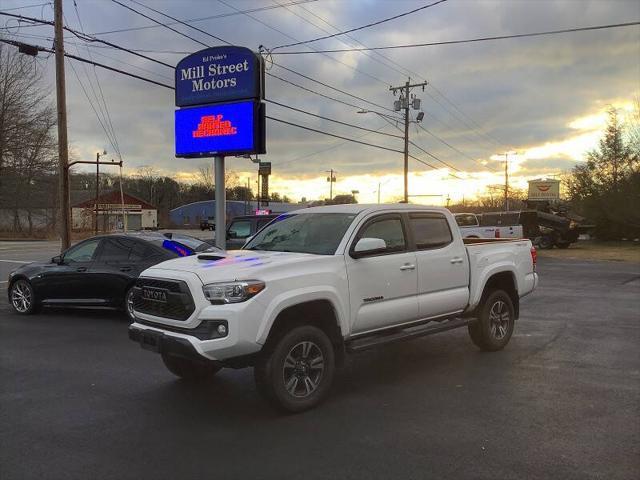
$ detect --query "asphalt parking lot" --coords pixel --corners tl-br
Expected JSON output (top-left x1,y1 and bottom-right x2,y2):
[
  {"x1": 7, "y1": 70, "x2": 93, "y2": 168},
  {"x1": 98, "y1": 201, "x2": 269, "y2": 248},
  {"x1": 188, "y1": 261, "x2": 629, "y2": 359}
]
[{"x1": 1, "y1": 242, "x2": 639, "y2": 480}]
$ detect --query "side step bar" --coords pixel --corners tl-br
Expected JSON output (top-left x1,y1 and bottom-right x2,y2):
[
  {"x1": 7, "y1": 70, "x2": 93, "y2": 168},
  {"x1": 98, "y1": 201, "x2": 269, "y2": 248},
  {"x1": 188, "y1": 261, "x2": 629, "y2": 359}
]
[{"x1": 346, "y1": 317, "x2": 470, "y2": 353}]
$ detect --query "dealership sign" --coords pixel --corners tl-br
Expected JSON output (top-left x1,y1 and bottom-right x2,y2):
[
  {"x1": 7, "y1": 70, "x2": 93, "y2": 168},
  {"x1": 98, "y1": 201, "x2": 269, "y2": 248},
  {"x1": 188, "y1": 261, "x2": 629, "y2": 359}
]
[
  {"x1": 528, "y1": 179, "x2": 560, "y2": 201},
  {"x1": 174, "y1": 46, "x2": 266, "y2": 158},
  {"x1": 175, "y1": 46, "x2": 263, "y2": 107}
]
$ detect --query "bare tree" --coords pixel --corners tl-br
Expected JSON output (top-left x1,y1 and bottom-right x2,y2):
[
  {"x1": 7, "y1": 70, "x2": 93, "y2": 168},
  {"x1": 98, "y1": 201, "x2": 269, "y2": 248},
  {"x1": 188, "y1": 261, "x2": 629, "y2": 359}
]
[{"x1": 0, "y1": 45, "x2": 58, "y2": 234}]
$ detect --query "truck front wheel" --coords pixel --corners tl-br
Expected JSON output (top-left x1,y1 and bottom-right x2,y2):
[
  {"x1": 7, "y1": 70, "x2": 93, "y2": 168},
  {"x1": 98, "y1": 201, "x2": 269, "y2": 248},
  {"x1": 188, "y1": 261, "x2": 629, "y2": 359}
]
[
  {"x1": 255, "y1": 325, "x2": 335, "y2": 413},
  {"x1": 161, "y1": 353, "x2": 221, "y2": 381},
  {"x1": 468, "y1": 289, "x2": 515, "y2": 351}
]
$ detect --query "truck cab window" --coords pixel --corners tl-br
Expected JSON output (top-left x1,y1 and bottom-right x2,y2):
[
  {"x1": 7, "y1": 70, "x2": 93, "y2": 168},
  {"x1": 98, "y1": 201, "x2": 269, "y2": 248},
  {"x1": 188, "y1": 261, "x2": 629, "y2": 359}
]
[
  {"x1": 228, "y1": 220, "x2": 252, "y2": 239},
  {"x1": 358, "y1": 217, "x2": 406, "y2": 253},
  {"x1": 411, "y1": 215, "x2": 453, "y2": 249}
]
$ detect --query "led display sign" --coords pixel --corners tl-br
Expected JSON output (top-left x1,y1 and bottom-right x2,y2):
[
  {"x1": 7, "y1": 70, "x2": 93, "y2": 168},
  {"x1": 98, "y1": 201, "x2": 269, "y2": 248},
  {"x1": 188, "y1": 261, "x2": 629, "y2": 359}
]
[
  {"x1": 175, "y1": 101, "x2": 265, "y2": 157},
  {"x1": 175, "y1": 46, "x2": 263, "y2": 107}
]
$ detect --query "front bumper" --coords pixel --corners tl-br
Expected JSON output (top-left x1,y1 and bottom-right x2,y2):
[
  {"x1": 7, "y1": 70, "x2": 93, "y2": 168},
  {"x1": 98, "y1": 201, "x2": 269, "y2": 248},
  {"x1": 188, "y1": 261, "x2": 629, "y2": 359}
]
[
  {"x1": 129, "y1": 326, "x2": 206, "y2": 362},
  {"x1": 129, "y1": 313, "x2": 263, "y2": 361}
]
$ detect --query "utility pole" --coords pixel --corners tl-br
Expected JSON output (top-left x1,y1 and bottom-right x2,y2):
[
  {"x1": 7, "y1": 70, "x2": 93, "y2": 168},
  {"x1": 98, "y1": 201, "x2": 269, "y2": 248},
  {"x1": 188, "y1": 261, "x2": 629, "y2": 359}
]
[
  {"x1": 389, "y1": 79, "x2": 429, "y2": 203},
  {"x1": 94, "y1": 150, "x2": 106, "y2": 234},
  {"x1": 326, "y1": 169, "x2": 336, "y2": 202},
  {"x1": 54, "y1": 0, "x2": 71, "y2": 251}
]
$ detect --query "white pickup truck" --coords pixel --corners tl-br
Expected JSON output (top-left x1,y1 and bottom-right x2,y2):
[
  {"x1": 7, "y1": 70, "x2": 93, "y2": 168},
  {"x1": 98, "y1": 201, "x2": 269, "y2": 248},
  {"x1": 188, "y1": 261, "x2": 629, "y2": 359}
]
[
  {"x1": 129, "y1": 204, "x2": 538, "y2": 412},
  {"x1": 454, "y1": 212, "x2": 524, "y2": 239}
]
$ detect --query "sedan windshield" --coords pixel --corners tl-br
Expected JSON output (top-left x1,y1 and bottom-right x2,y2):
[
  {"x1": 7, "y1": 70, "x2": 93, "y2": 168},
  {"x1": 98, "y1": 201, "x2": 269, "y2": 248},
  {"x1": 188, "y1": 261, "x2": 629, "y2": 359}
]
[{"x1": 244, "y1": 213, "x2": 356, "y2": 255}]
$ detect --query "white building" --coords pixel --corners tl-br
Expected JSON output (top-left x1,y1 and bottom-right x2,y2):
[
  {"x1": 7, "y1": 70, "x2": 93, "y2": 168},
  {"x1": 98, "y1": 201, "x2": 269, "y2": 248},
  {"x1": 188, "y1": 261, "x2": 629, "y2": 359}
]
[{"x1": 71, "y1": 191, "x2": 157, "y2": 231}]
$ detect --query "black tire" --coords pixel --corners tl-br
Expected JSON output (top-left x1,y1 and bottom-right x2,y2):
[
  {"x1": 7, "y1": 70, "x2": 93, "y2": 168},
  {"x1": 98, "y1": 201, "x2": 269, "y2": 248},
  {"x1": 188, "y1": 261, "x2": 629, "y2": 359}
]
[
  {"x1": 9, "y1": 279, "x2": 39, "y2": 315},
  {"x1": 556, "y1": 242, "x2": 570, "y2": 249},
  {"x1": 538, "y1": 235, "x2": 554, "y2": 249},
  {"x1": 161, "y1": 353, "x2": 222, "y2": 381},
  {"x1": 255, "y1": 325, "x2": 335, "y2": 413},
  {"x1": 468, "y1": 289, "x2": 515, "y2": 352},
  {"x1": 124, "y1": 286, "x2": 136, "y2": 323}
]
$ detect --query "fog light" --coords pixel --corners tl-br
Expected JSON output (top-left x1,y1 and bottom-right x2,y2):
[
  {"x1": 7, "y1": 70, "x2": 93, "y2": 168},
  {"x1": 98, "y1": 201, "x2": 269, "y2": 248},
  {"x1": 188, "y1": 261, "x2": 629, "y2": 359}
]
[{"x1": 217, "y1": 324, "x2": 227, "y2": 336}]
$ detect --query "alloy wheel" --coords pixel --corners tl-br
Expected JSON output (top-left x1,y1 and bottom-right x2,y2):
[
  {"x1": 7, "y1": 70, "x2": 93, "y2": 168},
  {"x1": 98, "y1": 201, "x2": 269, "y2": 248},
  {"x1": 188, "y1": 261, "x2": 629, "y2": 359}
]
[
  {"x1": 282, "y1": 341, "x2": 325, "y2": 398},
  {"x1": 489, "y1": 300, "x2": 510, "y2": 340},
  {"x1": 11, "y1": 280, "x2": 32, "y2": 313}
]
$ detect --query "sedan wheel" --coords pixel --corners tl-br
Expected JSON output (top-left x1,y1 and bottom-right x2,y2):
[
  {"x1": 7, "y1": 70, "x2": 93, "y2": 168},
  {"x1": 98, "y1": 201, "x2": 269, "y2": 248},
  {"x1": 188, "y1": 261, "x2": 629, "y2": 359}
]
[{"x1": 10, "y1": 280, "x2": 37, "y2": 315}]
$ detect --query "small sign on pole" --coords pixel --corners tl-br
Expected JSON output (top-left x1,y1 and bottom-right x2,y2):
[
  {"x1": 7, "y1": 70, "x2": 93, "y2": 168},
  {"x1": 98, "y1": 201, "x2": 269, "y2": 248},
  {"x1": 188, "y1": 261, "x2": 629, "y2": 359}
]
[{"x1": 527, "y1": 179, "x2": 560, "y2": 201}]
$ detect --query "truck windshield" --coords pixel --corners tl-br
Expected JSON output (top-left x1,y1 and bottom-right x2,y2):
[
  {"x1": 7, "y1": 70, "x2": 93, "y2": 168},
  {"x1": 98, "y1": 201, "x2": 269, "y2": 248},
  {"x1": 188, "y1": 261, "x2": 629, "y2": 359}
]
[{"x1": 244, "y1": 213, "x2": 356, "y2": 255}]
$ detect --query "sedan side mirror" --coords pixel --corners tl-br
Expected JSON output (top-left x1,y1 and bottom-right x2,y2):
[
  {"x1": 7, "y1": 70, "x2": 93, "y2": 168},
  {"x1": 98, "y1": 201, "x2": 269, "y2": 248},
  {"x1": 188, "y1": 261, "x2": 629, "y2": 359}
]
[
  {"x1": 352, "y1": 237, "x2": 387, "y2": 258},
  {"x1": 51, "y1": 255, "x2": 63, "y2": 264}
]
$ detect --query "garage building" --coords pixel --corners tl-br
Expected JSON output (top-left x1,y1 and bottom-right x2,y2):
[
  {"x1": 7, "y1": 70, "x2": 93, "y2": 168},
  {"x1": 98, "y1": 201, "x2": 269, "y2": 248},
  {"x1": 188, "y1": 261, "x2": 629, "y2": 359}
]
[{"x1": 72, "y1": 191, "x2": 157, "y2": 231}]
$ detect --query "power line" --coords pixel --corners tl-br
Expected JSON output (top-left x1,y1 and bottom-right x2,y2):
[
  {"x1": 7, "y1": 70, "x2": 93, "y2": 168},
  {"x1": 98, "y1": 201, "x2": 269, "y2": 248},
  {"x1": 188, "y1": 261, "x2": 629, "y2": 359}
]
[
  {"x1": 270, "y1": 0, "x2": 417, "y2": 82},
  {"x1": 415, "y1": 121, "x2": 499, "y2": 172},
  {"x1": 0, "y1": 11, "x2": 176, "y2": 68},
  {"x1": 266, "y1": 116, "x2": 404, "y2": 154},
  {"x1": 272, "y1": 0, "x2": 448, "y2": 51},
  {"x1": 274, "y1": 122, "x2": 391, "y2": 167},
  {"x1": 91, "y1": 0, "x2": 319, "y2": 36},
  {"x1": 96, "y1": 2, "x2": 398, "y2": 117},
  {"x1": 0, "y1": 2, "x2": 51, "y2": 12},
  {"x1": 1, "y1": 10, "x2": 400, "y2": 122},
  {"x1": 270, "y1": 61, "x2": 396, "y2": 114},
  {"x1": 71, "y1": 1, "x2": 122, "y2": 158},
  {"x1": 108, "y1": 0, "x2": 210, "y2": 47},
  {"x1": 266, "y1": 99, "x2": 403, "y2": 139},
  {"x1": 214, "y1": 0, "x2": 390, "y2": 86},
  {"x1": 1, "y1": 38, "x2": 408, "y2": 157},
  {"x1": 376, "y1": 111, "x2": 466, "y2": 177},
  {"x1": 124, "y1": 0, "x2": 229, "y2": 45},
  {"x1": 275, "y1": 1, "x2": 503, "y2": 173},
  {"x1": 271, "y1": 21, "x2": 640, "y2": 54},
  {"x1": 266, "y1": 71, "x2": 392, "y2": 118}
]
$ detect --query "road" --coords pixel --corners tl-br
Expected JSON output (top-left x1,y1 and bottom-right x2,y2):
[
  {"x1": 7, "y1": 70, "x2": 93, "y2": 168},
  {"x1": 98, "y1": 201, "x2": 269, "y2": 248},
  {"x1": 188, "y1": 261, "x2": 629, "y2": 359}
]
[{"x1": 1, "y1": 243, "x2": 639, "y2": 479}]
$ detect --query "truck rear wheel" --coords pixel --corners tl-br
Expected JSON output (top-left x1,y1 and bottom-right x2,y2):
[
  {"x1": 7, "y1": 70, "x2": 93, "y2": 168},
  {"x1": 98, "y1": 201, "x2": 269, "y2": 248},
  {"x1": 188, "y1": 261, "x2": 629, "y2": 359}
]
[
  {"x1": 255, "y1": 325, "x2": 335, "y2": 413},
  {"x1": 161, "y1": 353, "x2": 221, "y2": 381},
  {"x1": 468, "y1": 289, "x2": 515, "y2": 352}
]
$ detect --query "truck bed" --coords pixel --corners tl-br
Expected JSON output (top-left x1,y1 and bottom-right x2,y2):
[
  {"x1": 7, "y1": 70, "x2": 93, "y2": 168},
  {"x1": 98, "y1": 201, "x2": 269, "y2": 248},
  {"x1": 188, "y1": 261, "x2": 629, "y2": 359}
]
[{"x1": 464, "y1": 238, "x2": 537, "y2": 312}]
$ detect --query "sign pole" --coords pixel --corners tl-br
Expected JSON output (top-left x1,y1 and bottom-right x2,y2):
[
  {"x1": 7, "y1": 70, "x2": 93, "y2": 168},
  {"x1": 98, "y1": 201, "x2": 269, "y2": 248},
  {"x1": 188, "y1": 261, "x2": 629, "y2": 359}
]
[{"x1": 214, "y1": 155, "x2": 226, "y2": 249}]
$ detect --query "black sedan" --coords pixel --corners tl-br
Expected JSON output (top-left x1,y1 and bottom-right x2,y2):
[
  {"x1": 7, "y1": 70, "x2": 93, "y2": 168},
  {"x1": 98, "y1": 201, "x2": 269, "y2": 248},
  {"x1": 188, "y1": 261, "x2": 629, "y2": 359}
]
[{"x1": 7, "y1": 232, "x2": 219, "y2": 321}]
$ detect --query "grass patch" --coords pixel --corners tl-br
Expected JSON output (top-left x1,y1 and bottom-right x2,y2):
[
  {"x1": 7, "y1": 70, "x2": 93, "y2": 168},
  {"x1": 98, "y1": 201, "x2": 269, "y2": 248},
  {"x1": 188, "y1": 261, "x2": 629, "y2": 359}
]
[{"x1": 537, "y1": 240, "x2": 640, "y2": 263}]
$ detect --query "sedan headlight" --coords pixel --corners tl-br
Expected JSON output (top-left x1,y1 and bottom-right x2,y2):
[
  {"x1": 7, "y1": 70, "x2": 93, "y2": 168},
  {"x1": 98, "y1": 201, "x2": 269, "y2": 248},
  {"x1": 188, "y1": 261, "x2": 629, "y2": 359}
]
[{"x1": 202, "y1": 280, "x2": 265, "y2": 304}]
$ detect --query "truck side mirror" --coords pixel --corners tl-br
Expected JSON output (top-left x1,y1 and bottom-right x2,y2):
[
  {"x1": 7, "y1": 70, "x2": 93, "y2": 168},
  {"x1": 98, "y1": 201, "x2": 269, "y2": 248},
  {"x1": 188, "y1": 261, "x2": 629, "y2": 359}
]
[{"x1": 352, "y1": 237, "x2": 387, "y2": 258}]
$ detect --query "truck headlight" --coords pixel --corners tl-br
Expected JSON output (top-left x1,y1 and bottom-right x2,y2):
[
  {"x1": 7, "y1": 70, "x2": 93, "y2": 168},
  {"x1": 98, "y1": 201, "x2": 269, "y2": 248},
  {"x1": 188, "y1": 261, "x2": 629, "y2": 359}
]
[{"x1": 202, "y1": 280, "x2": 265, "y2": 304}]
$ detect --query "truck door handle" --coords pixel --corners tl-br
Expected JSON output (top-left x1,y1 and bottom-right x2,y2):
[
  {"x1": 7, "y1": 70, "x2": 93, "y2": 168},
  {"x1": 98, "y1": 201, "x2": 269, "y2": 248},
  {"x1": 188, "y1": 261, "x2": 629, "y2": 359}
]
[
  {"x1": 400, "y1": 264, "x2": 416, "y2": 271},
  {"x1": 450, "y1": 257, "x2": 464, "y2": 264},
  {"x1": 76, "y1": 267, "x2": 87, "y2": 272}
]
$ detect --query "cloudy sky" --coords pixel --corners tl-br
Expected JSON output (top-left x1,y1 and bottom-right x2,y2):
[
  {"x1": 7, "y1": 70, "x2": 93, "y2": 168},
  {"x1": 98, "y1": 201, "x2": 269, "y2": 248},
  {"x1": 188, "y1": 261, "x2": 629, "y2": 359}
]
[{"x1": 3, "y1": 0, "x2": 639, "y2": 204}]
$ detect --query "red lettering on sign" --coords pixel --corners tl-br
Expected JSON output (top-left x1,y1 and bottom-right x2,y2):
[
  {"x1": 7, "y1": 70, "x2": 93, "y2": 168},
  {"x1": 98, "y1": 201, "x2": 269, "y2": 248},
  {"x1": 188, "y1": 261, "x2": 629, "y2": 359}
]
[{"x1": 192, "y1": 114, "x2": 238, "y2": 138}]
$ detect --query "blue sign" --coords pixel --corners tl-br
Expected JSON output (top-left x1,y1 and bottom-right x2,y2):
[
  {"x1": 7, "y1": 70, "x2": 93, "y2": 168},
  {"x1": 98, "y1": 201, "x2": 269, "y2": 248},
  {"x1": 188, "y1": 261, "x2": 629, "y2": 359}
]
[
  {"x1": 175, "y1": 46, "x2": 263, "y2": 107},
  {"x1": 175, "y1": 101, "x2": 265, "y2": 157}
]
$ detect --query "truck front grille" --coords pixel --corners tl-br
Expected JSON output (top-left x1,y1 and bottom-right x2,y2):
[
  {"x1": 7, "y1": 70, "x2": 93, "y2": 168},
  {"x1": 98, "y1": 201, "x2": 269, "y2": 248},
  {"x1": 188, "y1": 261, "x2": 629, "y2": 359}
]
[{"x1": 132, "y1": 277, "x2": 195, "y2": 321}]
